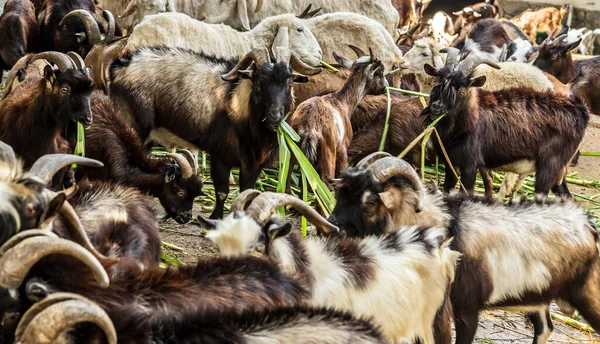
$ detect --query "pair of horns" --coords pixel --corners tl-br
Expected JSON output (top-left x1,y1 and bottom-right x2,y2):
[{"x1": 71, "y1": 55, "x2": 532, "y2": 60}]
[
  {"x1": 29, "y1": 51, "x2": 89, "y2": 76},
  {"x1": 544, "y1": 25, "x2": 569, "y2": 47},
  {"x1": 166, "y1": 149, "x2": 198, "y2": 178},
  {"x1": 0, "y1": 230, "x2": 109, "y2": 289},
  {"x1": 356, "y1": 152, "x2": 425, "y2": 213},
  {"x1": 230, "y1": 190, "x2": 339, "y2": 233},
  {"x1": 436, "y1": 47, "x2": 500, "y2": 75},
  {"x1": 221, "y1": 47, "x2": 321, "y2": 81},
  {"x1": 59, "y1": 10, "x2": 116, "y2": 45},
  {"x1": 297, "y1": 4, "x2": 321, "y2": 19},
  {"x1": 15, "y1": 292, "x2": 116, "y2": 344}
]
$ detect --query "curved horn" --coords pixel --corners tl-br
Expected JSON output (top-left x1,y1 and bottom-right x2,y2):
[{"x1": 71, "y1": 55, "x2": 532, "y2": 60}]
[
  {"x1": 348, "y1": 45, "x2": 367, "y2": 58},
  {"x1": 230, "y1": 189, "x2": 262, "y2": 214},
  {"x1": 67, "y1": 51, "x2": 85, "y2": 70},
  {"x1": 221, "y1": 47, "x2": 270, "y2": 81},
  {"x1": 102, "y1": 10, "x2": 115, "y2": 41},
  {"x1": 408, "y1": 22, "x2": 421, "y2": 36},
  {"x1": 553, "y1": 33, "x2": 567, "y2": 45},
  {"x1": 245, "y1": 192, "x2": 339, "y2": 233},
  {"x1": 16, "y1": 293, "x2": 116, "y2": 344},
  {"x1": 29, "y1": 52, "x2": 74, "y2": 73},
  {"x1": 368, "y1": 157, "x2": 425, "y2": 212},
  {"x1": 458, "y1": 54, "x2": 501, "y2": 76},
  {"x1": 439, "y1": 47, "x2": 461, "y2": 68},
  {"x1": 0, "y1": 230, "x2": 57, "y2": 256},
  {"x1": 254, "y1": 0, "x2": 263, "y2": 13},
  {"x1": 0, "y1": 236, "x2": 110, "y2": 289},
  {"x1": 29, "y1": 154, "x2": 103, "y2": 184},
  {"x1": 355, "y1": 152, "x2": 392, "y2": 169},
  {"x1": 166, "y1": 152, "x2": 193, "y2": 179},
  {"x1": 176, "y1": 149, "x2": 199, "y2": 175},
  {"x1": 548, "y1": 27, "x2": 559, "y2": 39},
  {"x1": 0, "y1": 141, "x2": 17, "y2": 166},
  {"x1": 296, "y1": 4, "x2": 311, "y2": 18},
  {"x1": 290, "y1": 54, "x2": 322, "y2": 75},
  {"x1": 59, "y1": 10, "x2": 102, "y2": 46}
]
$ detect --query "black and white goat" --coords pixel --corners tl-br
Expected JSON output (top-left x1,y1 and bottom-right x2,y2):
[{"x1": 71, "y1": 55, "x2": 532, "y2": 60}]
[
  {"x1": 329, "y1": 153, "x2": 600, "y2": 344},
  {"x1": 208, "y1": 190, "x2": 459, "y2": 344}
]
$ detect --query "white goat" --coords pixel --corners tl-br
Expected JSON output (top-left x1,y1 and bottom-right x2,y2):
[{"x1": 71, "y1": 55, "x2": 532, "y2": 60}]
[
  {"x1": 567, "y1": 27, "x2": 600, "y2": 55},
  {"x1": 428, "y1": 11, "x2": 457, "y2": 47},
  {"x1": 208, "y1": 191, "x2": 460, "y2": 344},
  {"x1": 126, "y1": 12, "x2": 322, "y2": 66}
]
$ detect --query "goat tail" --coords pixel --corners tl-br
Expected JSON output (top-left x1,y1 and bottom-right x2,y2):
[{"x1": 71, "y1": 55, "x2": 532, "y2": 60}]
[
  {"x1": 439, "y1": 237, "x2": 461, "y2": 284},
  {"x1": 300, "y1": 129, "x2": 321, "y2": 165}
]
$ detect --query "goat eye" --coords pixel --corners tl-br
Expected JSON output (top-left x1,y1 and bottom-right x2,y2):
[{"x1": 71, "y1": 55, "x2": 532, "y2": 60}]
[
  {"x1": 297, "y1": 28, "x2": 304, "y2": 33},
  {"x1": 60, "y1": 87, "x2": 69, "y2": 94},
  {"x1": 177, "y1": 191, "x2": 184, "y2": 197},
  {"x1": 421, "y1": 52, "x2": 428, "y2": 57}
]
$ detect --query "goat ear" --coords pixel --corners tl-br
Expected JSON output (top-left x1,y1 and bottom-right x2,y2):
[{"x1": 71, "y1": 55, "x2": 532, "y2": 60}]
[
  {"x1": 470, "y1": 76, "x2": 487, "y2": 88},
  {"x1": 237, "y1": 70, "x2": 253, "y2": 80},
  {"x1": 293, "y1": 74, "x2": 309, "y2": 83},
  {"x1": 423, "y1": 63, "x2": 438, "y2": 76},
  {"x1": 378, "y1": 191, "x2": 399, "y2": 209},
  {"x1": 43, "y1": 65, "x2": 55, "y2": 86},
  {"x1": 268, "y1": 222, "x2": 292, "y2": 242},
  {"x1": 526, "y1": 50, "x2": 539, "y2": 63},
  {"x1": 565, "y1": 39, "x2": 582, "y2": 53},
  {"x1": 237, "y1": 0, "x2": 251, "y2": 31},
  {"x1": 164, "y1": 165, "x2": 177, "y2": 183}
]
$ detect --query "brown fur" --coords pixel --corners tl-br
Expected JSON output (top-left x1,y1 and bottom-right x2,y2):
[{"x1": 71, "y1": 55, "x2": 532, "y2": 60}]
[
  {"x1": 0, "y1": 0, "x2": 38, "y2": 75},
  {"x1": 509, "y1": 6, "x2": 567, "y2": 42}
]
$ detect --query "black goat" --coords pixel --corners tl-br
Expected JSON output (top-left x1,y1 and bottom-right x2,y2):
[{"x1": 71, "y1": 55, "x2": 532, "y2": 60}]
[
  {"x1": 422, "y1": 47, "x2": 589, "y2": 195},
  {"x1": 75, "y1": 91, "x2": 203, "y2": 223},
  {"x1": 0, "y1": 52, "x2": 93, "y2": 170},
  {"x1": 0, "y1": 0, "x2": 37, "y2": 76},
  {"x1": 109, "y1": 46, "x2": 320, "y2": 220}
]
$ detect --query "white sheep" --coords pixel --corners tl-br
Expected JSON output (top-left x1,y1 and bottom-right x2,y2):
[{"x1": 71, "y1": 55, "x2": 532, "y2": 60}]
[
  {"x1": 126, "y1": 12, "x2": 322, "y2": 66},
  {"x1": 208, "y1": 190, "x2": 460, "y2": 344}
]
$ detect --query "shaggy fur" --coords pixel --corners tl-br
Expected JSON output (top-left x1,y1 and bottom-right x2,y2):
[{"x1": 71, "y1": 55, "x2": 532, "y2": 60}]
[
  {"x1": 330, "y1": 167, "x2": 600, "y2": 344},
  {"x1": 126, "y1": 13, "x2": 322, "y2": 66},
  {"x1": 210, "y1": 215, "x2": 459, "y2": 344},
  {"x1": 0, "y1": 66, "x2": 93, "y2": 169},
  {"x1": 0, "y1": 0, "x2": 38, "y2": 76},
  {"x1": 75, "y1": 91, "x2": 203, "y2": 223},
  {"x1": 110, "y1": 47, "x2": 305, "y2": 218}
]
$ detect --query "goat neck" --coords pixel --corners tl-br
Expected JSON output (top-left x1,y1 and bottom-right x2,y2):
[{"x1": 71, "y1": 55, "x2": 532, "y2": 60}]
[{"x1": 333, "y1": 68, "x2": 372, "y2": 116}]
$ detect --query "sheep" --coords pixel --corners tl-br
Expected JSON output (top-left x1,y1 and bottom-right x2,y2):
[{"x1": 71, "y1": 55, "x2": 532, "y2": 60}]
[
  {"x1": 509, "y1": 5, "x2": 567, "y2": 43},
  {"x1": 0, "y1": 52, "x2": 93, "y2": 170},
  {"x1": 208, "y1": 190, "x2": 459, "y2": 344},
  {"x1": 453, "y1": 19, "x2": 510, "y2": 62},
  {"x1": 0, "y1": 0, "x2": 38, "y2": 77},
  {"x1": 428, "y1": 11, "x2": 457, "y2": 46},
  {"x1": 288, "y1": 51, "x2": 388, "y2": 186},
  {"x1": 109, "y1": 46, "x2": 320, "y2": 220},
  {"x1": 534, "y1": 26, "x2": 600, "y2": 114},
  {"x1": 74, "y1": 91, "x2": 203, "y2": 224},
  {"x1": 328, "y1": 153, "x2": 600, "y2": 344},
  {"x1": 566, "y1": 27, "x2": 599, "y2": 55},
  {"x1": 105, "y1": 0, "x2": 174, "y2": 33},
  {"x1": 422, "y1": 48, "x2": 589, "y2": 196},
  {"x1": 126, "y1": 12, "x2": 322, "y2": 66},
  {"x1": 393, "y1": 0, "x2": 432, "y2": 27}
]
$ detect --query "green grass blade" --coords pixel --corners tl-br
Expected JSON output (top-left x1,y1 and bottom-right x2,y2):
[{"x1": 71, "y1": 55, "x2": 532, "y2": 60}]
[
  {"x1": 277, "y1": 127, "x2": 292, "y2": 216},
  {"x1": 320, "y1": 60, "x2": 339, "y2": 73},
  {"x1": 280, "y1": 121, "x2": 301, "y2": 142},
  {"x1": 379, "y1": 87, "x2": 392, "y2": 151}
]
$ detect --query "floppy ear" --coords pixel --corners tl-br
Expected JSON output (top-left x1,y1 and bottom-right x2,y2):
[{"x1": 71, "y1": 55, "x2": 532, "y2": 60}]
[
  {"x1": 268, "y1": 222, "x2": 292, "y2": 242},
  {"x1": 423, "y1": 63, "x2": 438, "y2": 76},
  {"x1": 43, "y1": 65, "x2": 55, "y2": 87},
  {"x1": 293, "y1": 74, "x2": 309, "y2": 83},
  {"x1": 470, "y1": 75, "x2": 486, "y2": 88},
  {"x1": 237, "y1": 0, "x2": 251, "y2": 31},
  {"x1": 378, "y1": 191, "x2": 399, "y2": 209},
  {"x1": 565, "y1": 39, "x2": 582, "y2": 53}
]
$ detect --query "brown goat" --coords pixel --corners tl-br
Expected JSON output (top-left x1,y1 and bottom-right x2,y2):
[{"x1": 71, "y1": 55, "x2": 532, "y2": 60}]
[
  {"x1": 393, "y1": 0, "x2": 431, "y2": 27},
  {"x1": 288, "y1": 51, "x2": 388, "y2": 185},
  {"x1": 509, "y1": 5, "x2": 567, "y2": 43},
  {"x1": 0, "y1": 0, "x2": 38, "y2": 77}
]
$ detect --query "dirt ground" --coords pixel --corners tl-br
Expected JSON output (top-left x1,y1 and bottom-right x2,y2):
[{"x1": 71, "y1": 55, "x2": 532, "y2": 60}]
[{"x1": 157, "y1": 115, "x2": 600, "y2": 343}]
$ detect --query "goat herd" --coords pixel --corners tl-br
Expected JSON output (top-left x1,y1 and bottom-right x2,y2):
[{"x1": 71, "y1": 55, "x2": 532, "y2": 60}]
[{"x1": 0, "y1": 0, "x2": 600, "y2": 342}]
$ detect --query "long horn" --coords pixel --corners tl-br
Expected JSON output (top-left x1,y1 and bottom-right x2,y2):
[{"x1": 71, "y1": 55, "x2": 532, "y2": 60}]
[
  {"x1": 176, "y1": 149, "x2": 199, "y2": 175},
  {"x1": 254, "y1": 0, "x2": 263, "y2": 13},
  {"x1": 59, "y1": 10, "x2": 102, "y2": 46},
  {"x1": 368, "y1": 157, "x2": 425, "y2": 212},
  {"x1": 67, "y1": 51, "x2": 85, "y2": 70},
  {"x1": 0, "y1": 141, "x2": 17, "y2": 166},
  {"x1": 458, "y1": 54, "x2": 501, "y2": 76},
  {"x1": 0, "y1": 230, "x2": 57, "y2": 256},
  {"x1": 15, "y1": 293, "x2": 116, "y2": 344},
  {"x1": 0, "y1": 235, "x2": 110, "y2": 289},
  {"x1": 29, "y1": 52, "x2": 74, "y2": 73},
  {"x1": 348, "y1": 45, "x2": 367, "y2": 58},
  {"x1": 245, "y1": 192, "x2": 339, "y2": 233},
  {"x1": 548, "y1": 27, "x2": 559, "y2": 39},
  {"x1": 230, "y1": 189, "x2": 262, "y2": 214},
  {"x1": 408, "y1": 22, "x2": 421, "y2": 36},
  {"x1": 166, "y1": 152, "x2": 193, "y2": 179},
  {"x1": 296, "y1": 4, "x2": 311, "y2": 18},
  {"x1": 439, "y1": 47, "x2": 461, "y2": 69},
  {"x1": 221, "y1": 47, "x2": 270, "y2": 81},
  {"x1": 290, "y1": 54, "x2": 322, "y2": 75},
  {"x1": 28, "y1": 154, "x2": 104, "y2": 184},
  {"x1": 553, "y1": 34, "x2": 567, "y2": 45},
  {"x1": 355, "y1": 152, "x2": 392, "y2": 169},
  {"x1": 102, "y1": 10, "x2": 115, "y2": 41}
]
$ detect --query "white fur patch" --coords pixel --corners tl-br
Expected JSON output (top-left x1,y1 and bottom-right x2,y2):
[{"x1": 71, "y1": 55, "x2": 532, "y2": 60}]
[
  {"x1": 208, "y1": 214, "x2": 262, "y2": 257},
  {"x1": 332, "y1": 109, "x2": 345, "y2": 144}
]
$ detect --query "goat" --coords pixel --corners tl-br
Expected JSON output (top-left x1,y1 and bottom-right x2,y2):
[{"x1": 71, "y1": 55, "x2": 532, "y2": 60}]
[
  {"x1": 453, "y1": 18, "x2": 510, "y2": 62},
  {"x1": 74, "y1": 91, "x2": 203, "y2": 223},
  {"x1": 208, "y1": 190, "x2": 459, "y2": 344},
  {"x1": 126, "y1": 12, "x2": 321, "y2": 66},
  {"x1": 534, "y1": 26, "x2": 600, "y2": 114},
  {"x1": 566, "y1": 27, "x2": 599, "y2": 55},
  {"x1": 0, "y1": 52, "x2": 93, "y2": 169},
  {"x1": 509, "y1": 5, "x2": 567, "y2": 43},
  {"x1": 288, "y1": 50, "x2": 388, "y2": 186},
  {"x1": 393, "y1": 0, "x2": 431, "y2": 28},
  {"x1": 0, "y1": 0, "x2": 38, "y2": 77},
  {"x1": 452, "y1": 0, "x2": 497, "y2": 37},
  {"x1": 109, "y1": 47, "x2": 320, "y2": 220},
  {"x1": 1, "y1": 54, "x2": 50, "y2": 100},
  {"x1": 428, "y1": 11, "x2": 457, "y2": 46},
  {"x1": 500, "y1": 20, "x2": 537, "y2": 63},
  {"x1": 422, "y1": 48, "x2": 589, "y2": 196},
  {"x1": 83, "y1": 36, "x2": 128, "y2": 94},
  {"x1": 329, "y1": 153, "x2": 600, "y2": 344}
]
